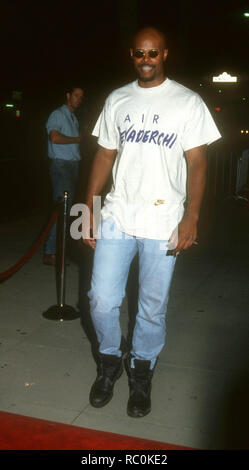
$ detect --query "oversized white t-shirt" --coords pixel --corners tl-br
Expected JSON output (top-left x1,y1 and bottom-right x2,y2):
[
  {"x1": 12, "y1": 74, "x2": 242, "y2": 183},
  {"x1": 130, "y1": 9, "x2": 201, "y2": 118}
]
[{"x1": 92, "y1": 78, "x2": 221, "y2": 240}]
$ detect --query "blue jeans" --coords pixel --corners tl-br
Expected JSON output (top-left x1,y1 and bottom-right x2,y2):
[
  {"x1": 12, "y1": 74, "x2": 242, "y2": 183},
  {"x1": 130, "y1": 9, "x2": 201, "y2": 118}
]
[
  {"x1": 88, "y1": 217, "x2": 176, "y2": 369},
  {"x1": 45, "y1": 159, "x2": 79, "y2": 254}
]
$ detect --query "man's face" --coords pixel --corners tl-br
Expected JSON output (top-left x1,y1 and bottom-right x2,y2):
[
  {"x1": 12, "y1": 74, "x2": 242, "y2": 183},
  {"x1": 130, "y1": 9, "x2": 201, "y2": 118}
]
[
  {"x1": 130, "y1": 30, "x2": 168, "y2": 88},
  {"x1": 66, "y1": 88, "x2": 84, "y2": 110}
]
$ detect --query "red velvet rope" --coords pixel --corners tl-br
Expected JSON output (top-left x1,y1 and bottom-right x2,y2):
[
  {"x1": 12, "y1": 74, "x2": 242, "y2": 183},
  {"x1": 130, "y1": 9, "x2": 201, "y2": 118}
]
[{"x1": 0, "y1": 211, "x2": 58, "y2": 283}]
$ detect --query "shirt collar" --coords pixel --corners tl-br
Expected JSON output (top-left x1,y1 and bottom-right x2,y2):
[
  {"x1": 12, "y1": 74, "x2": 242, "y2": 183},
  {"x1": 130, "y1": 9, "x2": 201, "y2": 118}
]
[{"x1": 62, "y1": 104, "x2": 74, "y2": 119}]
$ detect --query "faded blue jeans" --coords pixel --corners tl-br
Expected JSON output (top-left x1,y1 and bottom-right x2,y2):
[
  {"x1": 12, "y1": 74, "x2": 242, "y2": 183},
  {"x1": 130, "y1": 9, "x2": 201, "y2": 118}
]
[
  {"x1": 88, "y1": 217, "x2": 177, "y2": 369},
  {"x1": 45, "y1": 158, "x2": 79, "y2": 254}
]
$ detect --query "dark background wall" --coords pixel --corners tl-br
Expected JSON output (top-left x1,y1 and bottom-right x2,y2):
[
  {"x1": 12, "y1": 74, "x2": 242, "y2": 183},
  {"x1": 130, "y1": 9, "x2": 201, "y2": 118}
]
[{"x1": 0, "y1": 0, "x2": 248, "y2": 219}]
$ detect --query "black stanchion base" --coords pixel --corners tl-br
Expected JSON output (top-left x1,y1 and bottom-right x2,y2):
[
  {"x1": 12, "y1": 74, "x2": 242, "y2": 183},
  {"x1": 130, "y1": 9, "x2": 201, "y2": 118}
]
[{"x1": 42, "y1": 305, "x2": 80, "y2": 321}]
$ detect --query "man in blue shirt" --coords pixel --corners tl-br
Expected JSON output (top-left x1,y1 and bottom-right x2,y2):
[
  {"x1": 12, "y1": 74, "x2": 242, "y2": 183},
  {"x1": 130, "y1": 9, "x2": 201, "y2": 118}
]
[{"x1": 44, "y1": 86, "x2": 84, "y2": 265}]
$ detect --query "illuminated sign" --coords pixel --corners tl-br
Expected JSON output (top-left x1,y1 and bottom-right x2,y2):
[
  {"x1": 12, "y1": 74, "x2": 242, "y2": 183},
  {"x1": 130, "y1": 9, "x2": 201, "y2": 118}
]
[
  {"x1": 16, "y1": 110, "x2": 21, "y2": 118},
  {"x1": 6, "y1": 104, "x2": 14, "y2": 108},
  {"x1": 213, "y1": 72, "x2": 237, "y2": 83}
]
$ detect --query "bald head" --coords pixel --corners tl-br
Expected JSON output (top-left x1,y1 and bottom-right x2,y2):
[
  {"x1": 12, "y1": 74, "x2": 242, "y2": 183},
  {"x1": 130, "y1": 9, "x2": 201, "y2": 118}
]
[
  {"x1": 130, "y1": 26, "x2": 168, "y2": 88},
  {"x1": 132, "y1": 27, "x2": 167, "y2": 50}
]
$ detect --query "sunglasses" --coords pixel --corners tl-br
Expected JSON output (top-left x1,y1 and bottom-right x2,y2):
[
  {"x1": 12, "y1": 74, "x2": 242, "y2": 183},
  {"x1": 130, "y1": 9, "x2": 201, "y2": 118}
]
[{"x1": 133, "y1": 49, "x2": 160, "y2": 59}]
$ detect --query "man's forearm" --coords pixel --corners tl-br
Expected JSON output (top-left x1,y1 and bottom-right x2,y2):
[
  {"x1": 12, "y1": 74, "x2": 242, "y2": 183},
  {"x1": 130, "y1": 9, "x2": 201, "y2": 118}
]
[
  {"x1": 170, "y1": 149, "x2": 207, "y2": 252},
  {"x1": 185, "y1": 148, "x2": 207, "y2": 221},
  {"x1": 50, "y1": 130, "x2": 80, "y2": 144},
  {"x1": 85, "y1": 146, "x2": 116, "y2": 210}
]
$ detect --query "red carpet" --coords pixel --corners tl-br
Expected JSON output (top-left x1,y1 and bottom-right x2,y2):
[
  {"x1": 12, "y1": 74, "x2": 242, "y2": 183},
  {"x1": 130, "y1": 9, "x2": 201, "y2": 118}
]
[{"x1": 0, "y1": 411, "x2": 191, "y2": 450}]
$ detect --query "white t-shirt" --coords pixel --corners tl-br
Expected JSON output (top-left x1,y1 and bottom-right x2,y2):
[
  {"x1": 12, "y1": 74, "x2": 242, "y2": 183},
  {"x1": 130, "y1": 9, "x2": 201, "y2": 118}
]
[{"x1": 92, "y1": 78, "x2": 221, "y2": 240}]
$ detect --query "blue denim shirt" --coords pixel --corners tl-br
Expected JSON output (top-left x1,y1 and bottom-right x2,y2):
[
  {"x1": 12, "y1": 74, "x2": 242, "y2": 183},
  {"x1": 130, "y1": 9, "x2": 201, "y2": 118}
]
[{"x1": 46, "y1": 104, "x2": 81, "y2": 161}]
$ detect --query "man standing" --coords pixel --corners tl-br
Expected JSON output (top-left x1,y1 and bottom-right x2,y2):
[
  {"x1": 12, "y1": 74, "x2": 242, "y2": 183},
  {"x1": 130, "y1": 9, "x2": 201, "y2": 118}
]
[
  {"x1": 44, "y1": 86, "x2": 84, "y2": 265},
  {"x1": 83, "y1": 27, "x2": 221, "y2": 417}
]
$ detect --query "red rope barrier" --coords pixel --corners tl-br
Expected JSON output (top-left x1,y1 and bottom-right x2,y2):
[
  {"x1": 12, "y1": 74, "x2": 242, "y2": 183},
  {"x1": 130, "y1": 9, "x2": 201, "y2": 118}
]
[{"x1": 0, "y1": 211, "x2": 58, "y2": 283}]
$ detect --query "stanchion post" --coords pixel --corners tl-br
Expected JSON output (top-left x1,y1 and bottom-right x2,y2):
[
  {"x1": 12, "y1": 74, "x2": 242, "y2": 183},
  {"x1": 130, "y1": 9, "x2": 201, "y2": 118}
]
[
  {"x1": 43, "y1": 191, "x2": 79, "y2": 321},
  {"x1": 57, "y1": 191, "x2": 67, "y2": 308}
]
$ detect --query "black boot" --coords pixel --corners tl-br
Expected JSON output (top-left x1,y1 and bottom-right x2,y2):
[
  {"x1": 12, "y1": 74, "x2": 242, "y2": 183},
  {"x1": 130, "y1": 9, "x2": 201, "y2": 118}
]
[
  {"x1": 89, "y1": 353, "x2": 123, "y2": 408},
  {"x1": 126, "y1": 357, "x2": 154, "y2": 418}
]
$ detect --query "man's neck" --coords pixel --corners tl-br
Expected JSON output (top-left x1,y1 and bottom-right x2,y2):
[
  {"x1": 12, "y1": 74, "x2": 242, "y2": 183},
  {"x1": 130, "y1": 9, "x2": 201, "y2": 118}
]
[
  {"x1": 138, "y1": 76, "x2": 166, "y2": 89},
  {"x1": 66, "y1": 103, "x2": 74, "y2": 114}
]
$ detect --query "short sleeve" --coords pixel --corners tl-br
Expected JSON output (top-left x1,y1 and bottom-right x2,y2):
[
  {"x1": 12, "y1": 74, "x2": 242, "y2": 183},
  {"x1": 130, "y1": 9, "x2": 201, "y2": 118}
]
[
  {"x1": 46, "y1": 110, "x2": 62, "y2": 134},
  {"x1": 92, "y1": 95, "x2": 118, "y2": 150},
  {"x1": 181, "y1": 95, "x2": 221, "y2": 151}
]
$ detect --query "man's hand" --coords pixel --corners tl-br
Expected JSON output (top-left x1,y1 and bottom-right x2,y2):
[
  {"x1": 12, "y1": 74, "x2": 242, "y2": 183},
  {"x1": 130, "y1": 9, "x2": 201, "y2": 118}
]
[{"x1": 169, "y1": 213, "x2": 198, "y2": 255}]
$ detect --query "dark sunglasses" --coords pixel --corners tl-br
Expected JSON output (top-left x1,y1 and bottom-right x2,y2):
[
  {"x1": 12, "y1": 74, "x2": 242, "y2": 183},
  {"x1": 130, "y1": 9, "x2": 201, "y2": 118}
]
[{"x1": 133, "y1": 49, "x2": 160, "y2": 59}]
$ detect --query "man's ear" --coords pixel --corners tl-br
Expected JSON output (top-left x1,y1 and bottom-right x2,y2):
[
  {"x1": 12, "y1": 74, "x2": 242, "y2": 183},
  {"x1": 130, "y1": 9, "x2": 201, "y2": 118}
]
[
  {"x1": 130, "y1": 48, "x2": 134, "y2": 58},
  {"x1": 163, "y1": 49, "x2": 168, "y2": 62}
]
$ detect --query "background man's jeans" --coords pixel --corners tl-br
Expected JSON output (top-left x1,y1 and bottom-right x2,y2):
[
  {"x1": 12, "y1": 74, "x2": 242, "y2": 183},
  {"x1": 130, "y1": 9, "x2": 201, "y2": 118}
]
[
  {"x1": 88, "y1": 217, "x2": 177, "y2": 369},
  {"x1": 45, "y1": 158, "x2": 79, "y2": 255}
]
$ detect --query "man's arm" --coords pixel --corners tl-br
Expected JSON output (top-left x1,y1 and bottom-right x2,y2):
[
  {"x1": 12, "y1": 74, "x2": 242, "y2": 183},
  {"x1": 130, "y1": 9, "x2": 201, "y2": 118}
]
[
  {"x1": 170, "y1": 144, "x2": 207, "y2": 254},
  {"x1": 83, "y1": 145, "x2": 117, "y2": 249},
  {"x1": 49, "y1": 129, "x2": 81, "y2": 144}
]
